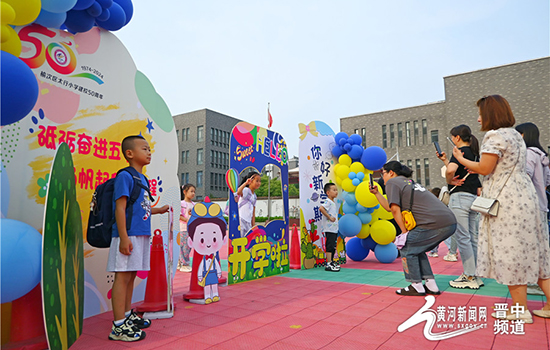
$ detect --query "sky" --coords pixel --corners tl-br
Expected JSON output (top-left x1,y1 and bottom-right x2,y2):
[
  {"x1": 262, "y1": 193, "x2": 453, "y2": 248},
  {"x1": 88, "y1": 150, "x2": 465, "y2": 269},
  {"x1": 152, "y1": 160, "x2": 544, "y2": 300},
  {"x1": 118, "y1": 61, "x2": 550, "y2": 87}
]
[{"x1": 116, "y1": 0, "x2": 549, "y2": 157}]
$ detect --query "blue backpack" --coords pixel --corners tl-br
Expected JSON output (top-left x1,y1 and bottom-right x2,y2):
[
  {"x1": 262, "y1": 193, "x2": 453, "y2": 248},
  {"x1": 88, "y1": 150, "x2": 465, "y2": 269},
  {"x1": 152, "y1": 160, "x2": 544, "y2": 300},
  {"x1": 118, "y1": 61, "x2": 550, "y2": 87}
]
[{"x1": 86, "y1": 167, "x2": 153, "y2": 248}]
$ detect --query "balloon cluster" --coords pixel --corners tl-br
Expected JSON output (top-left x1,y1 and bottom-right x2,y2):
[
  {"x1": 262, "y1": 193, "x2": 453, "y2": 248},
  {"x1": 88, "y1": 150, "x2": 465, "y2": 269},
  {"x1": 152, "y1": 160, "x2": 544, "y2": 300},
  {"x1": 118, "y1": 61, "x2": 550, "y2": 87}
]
[
  {"x1": 0, "y1": 0, "x2": 133, "y2": 126},
  {"x1": 331, "y1": 132, "x2": 397, "y2": 263}
]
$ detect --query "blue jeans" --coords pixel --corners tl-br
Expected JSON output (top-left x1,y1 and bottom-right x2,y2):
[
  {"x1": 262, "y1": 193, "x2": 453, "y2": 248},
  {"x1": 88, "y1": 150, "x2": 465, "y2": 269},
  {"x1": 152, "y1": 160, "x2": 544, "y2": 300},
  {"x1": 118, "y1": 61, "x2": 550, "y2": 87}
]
[
  {"x1": 449, "y1": 192, "x2": 479, "y2": 276},
  {"x1": 400, "y1": 224, "x2": 457, "y2": 283}
]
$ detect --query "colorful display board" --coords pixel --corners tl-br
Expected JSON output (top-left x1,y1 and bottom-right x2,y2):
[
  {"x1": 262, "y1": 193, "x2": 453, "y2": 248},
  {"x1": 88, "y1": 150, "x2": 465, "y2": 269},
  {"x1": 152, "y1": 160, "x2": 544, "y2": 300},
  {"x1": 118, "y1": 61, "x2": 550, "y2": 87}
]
[
  {"x1": 2, "y1": 25, "x2": 180, "y2": 320},
  {"x1": 298, "y1": 121, "x2": 346, "y2": 269},
  {"x1": 226, "y1": 122, "x2": 290, "y2": 284}
]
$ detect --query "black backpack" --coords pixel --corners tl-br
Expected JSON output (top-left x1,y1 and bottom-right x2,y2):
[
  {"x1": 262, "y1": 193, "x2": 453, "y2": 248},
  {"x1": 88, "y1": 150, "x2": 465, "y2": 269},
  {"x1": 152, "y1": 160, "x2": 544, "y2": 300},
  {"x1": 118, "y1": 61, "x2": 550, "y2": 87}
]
[{"x1": 87, "y1": 167, "x2": 153, "y2": 248}]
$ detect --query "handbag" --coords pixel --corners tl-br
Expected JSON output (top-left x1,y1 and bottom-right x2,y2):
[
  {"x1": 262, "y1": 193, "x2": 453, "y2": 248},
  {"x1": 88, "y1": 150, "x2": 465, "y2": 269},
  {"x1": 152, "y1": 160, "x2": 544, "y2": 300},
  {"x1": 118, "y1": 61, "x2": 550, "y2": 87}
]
[
  {"x1": 470, "y1": 162, "x2": 516, "y2": 217},
  {"x1": 198, "y1": 255, "x2": 215, "y2": 287},
  {"x1": 400, "y1": 180, "x2": 416, "y2": 231},
  {"x1": 441, "y1": 173, "x2": 470, "y2": 206}
]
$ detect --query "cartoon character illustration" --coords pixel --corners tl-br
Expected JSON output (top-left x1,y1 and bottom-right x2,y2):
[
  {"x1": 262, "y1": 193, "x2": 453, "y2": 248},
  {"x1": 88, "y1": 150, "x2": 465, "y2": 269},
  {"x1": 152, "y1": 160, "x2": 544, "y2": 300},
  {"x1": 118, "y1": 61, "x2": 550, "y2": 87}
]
[{"x1": 187, "y1": 198, "x2": 227, "y2": 304}]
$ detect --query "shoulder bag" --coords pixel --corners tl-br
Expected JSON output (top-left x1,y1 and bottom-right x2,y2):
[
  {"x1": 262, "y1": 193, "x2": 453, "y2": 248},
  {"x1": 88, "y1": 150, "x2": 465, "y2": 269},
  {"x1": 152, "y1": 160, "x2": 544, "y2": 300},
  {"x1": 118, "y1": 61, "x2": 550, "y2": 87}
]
[
  {"x1": 470, "y1": 162, "x2": 516, "y2": 217},
  {"x1": 400, "y1": 180, "x2": 416, "y2": 231}
]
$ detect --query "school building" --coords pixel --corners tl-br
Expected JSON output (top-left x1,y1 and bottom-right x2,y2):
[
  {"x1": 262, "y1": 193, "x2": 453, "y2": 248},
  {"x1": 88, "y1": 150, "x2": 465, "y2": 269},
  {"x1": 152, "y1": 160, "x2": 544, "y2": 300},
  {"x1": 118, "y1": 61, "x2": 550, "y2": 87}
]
[{"x1": 340, "y1": 56, "x2": 550, "y2": 189}]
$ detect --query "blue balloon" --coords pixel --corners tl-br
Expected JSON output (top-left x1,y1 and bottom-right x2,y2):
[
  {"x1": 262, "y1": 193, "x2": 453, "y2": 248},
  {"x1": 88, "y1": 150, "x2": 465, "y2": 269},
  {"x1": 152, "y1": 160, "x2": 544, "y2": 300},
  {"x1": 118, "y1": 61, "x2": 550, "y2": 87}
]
[
  {"x1": 338, "y1": 214, "x2": 362, "y2": 237},
  {"x1": 356, "y1": 172, "x2": 365, "y2": 180},
  {"x1": 344, "y1": 143, "x2": 352, "y2": 152},
  {"x1": 366, "y1": 207, "x2": 375, "y2": 214},
  {"x1": 347, "y1": 237, "x2": 369, "y2": 261},
  {"x1": 97, "y1": 7, "x2": 110, "y2": 21},
  {"x1": 361, "y1": 146, "x2": 388, "y2": 171},
  {"x1": 332, "y1": 145, "x2": 344, "y2": 158},
  {"x1": 41, "y1": 0, "x2": 78, "y2": 13},
  {"x1": 0, "y1": 161, "x2": 9, "y2": 217},
  {"x1": 352, "y1": 178, "x2": 360, "y2": 186},
  {"x1": 72, "y1": 0, "x2": 95, "y2": 10},
  {"x1": 114, "y1": 0, "x2": 133, "y2": 25},
  {"x1": 348, "y1": 171, "x2": 356, "y2": 180},
  {"x1": 335, "y1": 132, "x2": 348, "y2": 145},
  {"x1": 64, "y1": 9, "x2": 95, "y2": 32},
  {"x1": 358, "y1": 212, "x2": 372, "y2": 224},
  {"x1": 87, "y1": 1, "x2": 103, "y2": 17},
  {"x1": 342, "y1": 202, "x2": 357, "y2": 214},
  {"x1": 361, "y1": 236, "x2": 377, "y2": 251},
  {"x1": 339, "y1": 138, "x2": 347, "y2": 146},
  {"x1": 345, "y1": 193, "x2": 357, "y2": 205},
  {"x1": 35, "y1": 9, "x2": 67, "y2": 28},
  {"x1": 1, "y1": 219, "x2": 42, "y2": 303},
  {"x1": 349, "y1": 144, "x2": 363, "y2": 160},
  {"x1": 1, "y1": 52, "x2": 39, "y2": 126},
  {"x1": 374, "y1": 243, "x2": 398, "y2": 263},
  {"x1": 97, "y1": 0, "x2": 113, "y2": 7},
  {"x1": 96, "y1": 2, "x2": 126, "y2": 30},
  {"x1": 350, "y1": 133, "x2": 363, "y2": 145},
  {"x1": 356, "y1": 203, "x2": 367, "y2": 213}
]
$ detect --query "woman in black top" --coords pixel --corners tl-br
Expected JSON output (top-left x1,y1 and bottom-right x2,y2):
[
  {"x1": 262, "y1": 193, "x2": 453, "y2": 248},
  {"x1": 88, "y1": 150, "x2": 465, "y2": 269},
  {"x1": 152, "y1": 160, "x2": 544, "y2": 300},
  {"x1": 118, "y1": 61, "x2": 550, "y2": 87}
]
[{"x1": 437, "y1": 125, "x2": 482, "y2": 289}]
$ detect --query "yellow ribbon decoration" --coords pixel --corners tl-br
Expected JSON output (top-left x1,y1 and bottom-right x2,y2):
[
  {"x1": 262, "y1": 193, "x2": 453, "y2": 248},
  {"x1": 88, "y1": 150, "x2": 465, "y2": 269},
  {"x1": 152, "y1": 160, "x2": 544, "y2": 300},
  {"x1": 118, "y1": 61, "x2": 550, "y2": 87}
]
[{"x1": 298, "y1": 122, "x2": 319, "y2": 140}]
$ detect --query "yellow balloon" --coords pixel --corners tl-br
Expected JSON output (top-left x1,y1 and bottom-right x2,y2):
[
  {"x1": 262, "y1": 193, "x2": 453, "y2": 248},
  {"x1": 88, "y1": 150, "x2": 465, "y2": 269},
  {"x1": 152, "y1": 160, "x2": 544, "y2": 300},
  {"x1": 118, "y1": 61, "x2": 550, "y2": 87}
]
[
  {"x1": 370, "y1": 220, "x2": 396, "y2": 245},
  {"x1": 0, "y1": 25, "x2": 21, "y2": 56},
  {"x1": 373, "y1": 205, "x2": 393, "y2": 220},
  {"x1": 342, "y1": 178, "x2": 356, "y2": 193},
  {"x1": 357, "y1": 224, "x2": 371, "y2": 239},
  {"x1": 335, "y1": 176, "x2": 343, "y2": 186},
  {"x1": 338, "y1": 154, "x2": 352, "y2": 167},
  {"x1": 3, "y1": 0, "x2": 40, "y2": 26},
  {"x1": 355, "y1": 182, "x2": 380, "y2": 208},
  {"x1": 350, "y1": 162, "x2": 365, "y2": 174},
  {"x1": 1, "y1": 24, "x2": 10, "y2": 43},
  {"x1": 336, "y1": 164, "x2": 350, "y2": 179},
  {"x1": 1, "y1": 2, "x2": 16, "y2": 24},
  {"x1": 333, "y1": 163, "x2": 341, "y2": 176}
]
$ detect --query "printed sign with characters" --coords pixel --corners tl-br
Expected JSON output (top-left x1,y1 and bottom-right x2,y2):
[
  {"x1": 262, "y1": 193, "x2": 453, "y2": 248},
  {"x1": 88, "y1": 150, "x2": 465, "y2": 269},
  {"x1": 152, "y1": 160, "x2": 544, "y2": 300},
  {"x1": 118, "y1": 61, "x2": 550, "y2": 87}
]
[
  {"x1": 226, "y1": 122, "x2": 290, "y2": 284},
  {"x1": 298, "y1": 121, "x2": 346, "y2": 269}
]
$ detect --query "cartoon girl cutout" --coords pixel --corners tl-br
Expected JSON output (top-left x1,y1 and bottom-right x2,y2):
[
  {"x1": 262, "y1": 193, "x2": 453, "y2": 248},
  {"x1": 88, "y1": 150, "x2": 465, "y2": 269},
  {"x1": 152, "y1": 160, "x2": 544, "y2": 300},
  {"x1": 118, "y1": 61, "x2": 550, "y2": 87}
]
[{"x1": 187, "y1": 198, "x2": 227, "y2": 304}]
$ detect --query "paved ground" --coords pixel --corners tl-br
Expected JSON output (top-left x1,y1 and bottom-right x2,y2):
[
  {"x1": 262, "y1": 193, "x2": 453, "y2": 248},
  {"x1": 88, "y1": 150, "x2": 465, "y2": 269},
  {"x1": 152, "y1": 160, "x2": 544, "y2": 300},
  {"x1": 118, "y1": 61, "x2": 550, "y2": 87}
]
[{"x1": 70, "y1": 246, "x2": 550, "y2": 350}]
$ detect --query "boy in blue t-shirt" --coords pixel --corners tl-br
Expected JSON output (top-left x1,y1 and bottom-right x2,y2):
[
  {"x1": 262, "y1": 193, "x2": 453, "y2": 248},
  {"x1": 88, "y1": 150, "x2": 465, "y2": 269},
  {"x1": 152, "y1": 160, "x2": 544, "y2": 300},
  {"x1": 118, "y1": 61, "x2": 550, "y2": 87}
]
[
  {"x1": 107, "y1": 135, "x2": 169, "y2": 342},
  {"x1": 320, "y1": 183, "x2": 340, "y2": 272}
]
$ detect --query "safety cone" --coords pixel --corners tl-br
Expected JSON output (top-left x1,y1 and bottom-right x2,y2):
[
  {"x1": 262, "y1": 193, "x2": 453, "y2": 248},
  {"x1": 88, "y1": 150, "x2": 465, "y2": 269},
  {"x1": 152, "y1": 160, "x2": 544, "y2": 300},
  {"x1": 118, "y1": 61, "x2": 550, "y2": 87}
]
[
  {"x1": 136, "y1": 230, "x2": 168, "y2": 312},
  {"x1": 289, "y1": 224, "x2": 301, "y2": 269},
  {"x1": 183, "y1": 249, "x2": 204, "y2": 301}
]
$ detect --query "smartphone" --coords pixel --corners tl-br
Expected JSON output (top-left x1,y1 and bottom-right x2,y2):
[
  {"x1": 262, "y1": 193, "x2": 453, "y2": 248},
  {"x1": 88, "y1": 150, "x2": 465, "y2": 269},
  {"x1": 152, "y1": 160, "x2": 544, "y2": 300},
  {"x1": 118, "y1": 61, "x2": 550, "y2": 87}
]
[
  {"x1": 433, "y1": 141, "x2": 442, "y2": 155},
  {"x1": 369, "y1": 174, "x2": 374, "y2": 188},
  {"x1": 446, "y1": 136, "x2": 456, "y2": 147}
]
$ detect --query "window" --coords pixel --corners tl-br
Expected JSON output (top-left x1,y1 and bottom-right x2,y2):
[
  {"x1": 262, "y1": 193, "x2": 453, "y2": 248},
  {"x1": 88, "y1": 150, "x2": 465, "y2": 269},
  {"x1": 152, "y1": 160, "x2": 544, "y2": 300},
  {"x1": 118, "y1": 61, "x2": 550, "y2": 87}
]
[
  {"x1": 414, "y1": 120, "x2": 419, "y2": 145},
  {"x1": 422, "y1": 119, "x2": 428, "y2": 145},
  {"x1": 354, "y1": 129, "x2": 359, "y2": 135},
  {"x1": 181, "y1": 129, "x2": 185, "y2": 141},
  {"x1": 210, "y1": 150, "x2": 214, "y2": 166},
  {"x1": 181, "y1": 150, "x2": 189, "y2": 164},
  {"x1": 407, "y1": 160, "x2": 412, "y2": 170},
  {"x1": 215, "y1": 129, "x2": 219, "y2": 146},
  {"x1": 197, "y1": 125, "x2": 204, "y2": 142},
  {"x1": 197, "y1": 171, "x2": 203, "y2": 188},
  {"x1": 361, "y1": 128, "x2": 366, "y2": 148},
  {"x1": 415, "y1": 159, "x2": 421, "y2": 184},
  {"x1": 181, "y1": 172, "x2": 189, "y2": 185},
  {"x1": 176, "y1": 129, "x2": 179, "y2": 138},
  {"x1": 210, "y1": 172, "x2": 215, "y2": 190},
  {"x1": 431, "y1": 130, "x2": 439, "y2": 143},
  {"x1": 199, "y1": 150, "x2": 205, "y2": 165},
  {"x1": 210, "y1": 128, "x2": 214, "y2": 145},
  {"x1": 405, "y1": 122, "x2": 411, "y2": 146},
  {"x1": 424, "y1": 158, "x2": 430, "y2": 187},
  {"x1": 390, "y1": 124, "x2": 395, "y2": 148},
  {"x1": 382, "y1": 125, "x2": 387, "y2": 148},
  {"x1": 397, "y1": 123, "x2": 403, "y2": 147}
]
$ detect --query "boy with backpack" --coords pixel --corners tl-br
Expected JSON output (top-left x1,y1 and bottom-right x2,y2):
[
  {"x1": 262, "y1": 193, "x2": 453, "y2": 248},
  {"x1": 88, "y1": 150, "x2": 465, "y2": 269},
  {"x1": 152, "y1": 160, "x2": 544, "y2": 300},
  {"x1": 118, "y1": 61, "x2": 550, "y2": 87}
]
[{"x1": 107, "y1": 135, "x2": 168, "y2": 341}]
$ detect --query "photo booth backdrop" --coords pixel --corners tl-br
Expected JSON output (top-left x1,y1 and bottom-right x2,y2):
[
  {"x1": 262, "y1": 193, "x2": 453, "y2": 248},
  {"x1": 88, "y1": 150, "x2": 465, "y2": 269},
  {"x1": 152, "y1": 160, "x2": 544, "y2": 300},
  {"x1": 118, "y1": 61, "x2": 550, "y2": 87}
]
[
  {"x1": 2, "y1": 24, "x2": 179, "y2": 327},
  {"x1": 298, "y1": 121, "x2": 346, "y2": 269},
  {"x1": 226, "y1": 122, "x2": 290, "y2": 284}
]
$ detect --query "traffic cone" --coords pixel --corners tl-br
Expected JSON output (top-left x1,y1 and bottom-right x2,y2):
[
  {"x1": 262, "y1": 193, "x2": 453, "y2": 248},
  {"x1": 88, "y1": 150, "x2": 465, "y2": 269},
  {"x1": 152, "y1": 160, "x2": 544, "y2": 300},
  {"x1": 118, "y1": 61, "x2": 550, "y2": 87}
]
[
  {"x1": 183, "y1": 249, "x2": 204, "y2": 300},
  {"x1": 136, "y1": 230, "x2": 168, "y2": 312},
  {"x1": 289, "y1": 224, "x2": 301, "y2": 269}
]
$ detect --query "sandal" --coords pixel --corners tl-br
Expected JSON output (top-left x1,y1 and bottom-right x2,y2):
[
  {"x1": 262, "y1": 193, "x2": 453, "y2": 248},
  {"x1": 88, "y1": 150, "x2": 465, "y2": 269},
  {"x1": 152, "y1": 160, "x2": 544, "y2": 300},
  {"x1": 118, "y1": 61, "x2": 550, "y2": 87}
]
[
  {"x1": 424, "y1": 285, "x2": 441, "y2": 295},
  {"x1": 396, "y1": 285, "x2": 426, "y2": 296}
]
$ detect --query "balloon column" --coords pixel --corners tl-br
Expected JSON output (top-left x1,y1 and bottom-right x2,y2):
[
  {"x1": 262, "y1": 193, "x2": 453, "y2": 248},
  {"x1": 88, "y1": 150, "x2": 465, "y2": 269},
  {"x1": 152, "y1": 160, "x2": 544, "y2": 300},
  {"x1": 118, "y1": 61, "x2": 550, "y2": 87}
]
[
  {"x1": 332, "y1": 132, "x2": 398, "y2": 263},
  {"x1": 0, "y1": 0, "x2": 134, "y2": 126}
]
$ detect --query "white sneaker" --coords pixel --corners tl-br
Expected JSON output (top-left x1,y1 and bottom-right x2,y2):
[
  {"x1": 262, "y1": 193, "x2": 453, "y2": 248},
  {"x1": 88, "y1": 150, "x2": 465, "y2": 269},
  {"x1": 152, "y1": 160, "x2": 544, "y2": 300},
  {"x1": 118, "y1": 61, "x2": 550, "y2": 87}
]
[
  {"x1": 449, "y1": 274, "x2": 479, "y2": 289},
  {"x1": 427, "y1": 252, "x2": 438, "y2": 258},
  {"x1": 443, "y1": 253, "x2": 458, "y2": 262},
  {"x1": 181, "y1": 266, "x2": 192, "y2": 272}
]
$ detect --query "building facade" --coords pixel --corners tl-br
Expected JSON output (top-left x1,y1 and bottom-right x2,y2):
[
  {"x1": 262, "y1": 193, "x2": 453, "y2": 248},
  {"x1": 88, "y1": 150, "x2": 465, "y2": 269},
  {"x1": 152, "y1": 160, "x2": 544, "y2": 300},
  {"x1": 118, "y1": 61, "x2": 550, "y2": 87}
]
[
  {"x1": 341, "y1": 57, "x2": 550, "y2": 189},
  {"x1": 173, "y1": 109, "x2": 241, "y2": 200}
]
